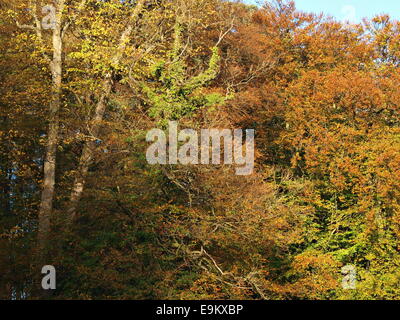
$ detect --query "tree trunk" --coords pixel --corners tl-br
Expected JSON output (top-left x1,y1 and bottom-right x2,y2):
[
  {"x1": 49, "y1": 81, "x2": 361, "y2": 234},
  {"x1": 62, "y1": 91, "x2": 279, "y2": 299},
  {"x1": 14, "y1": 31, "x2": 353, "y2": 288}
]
[
  {"x1": 38, "y1": 2, "x2": 64, "y2": 247},
  {"x1": 67, "y1": 0, "x2": 146, "y2": 221},
  {"x1": 68, "y1": 80, "x2": 112, "y2": 221}
]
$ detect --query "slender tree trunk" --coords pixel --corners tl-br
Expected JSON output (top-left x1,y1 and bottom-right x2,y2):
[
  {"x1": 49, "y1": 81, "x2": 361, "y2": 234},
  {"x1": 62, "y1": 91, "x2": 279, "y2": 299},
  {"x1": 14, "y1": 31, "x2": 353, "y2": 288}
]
[
  {"x1": 68, "y1": 80, "x2": 112, "y2": 221},
  {"x1": 67, "y1": 0, "x2": 146, "y2": 221},
  {"x1": 38, "y1": 2, "x2": 64, "y2": 247}
]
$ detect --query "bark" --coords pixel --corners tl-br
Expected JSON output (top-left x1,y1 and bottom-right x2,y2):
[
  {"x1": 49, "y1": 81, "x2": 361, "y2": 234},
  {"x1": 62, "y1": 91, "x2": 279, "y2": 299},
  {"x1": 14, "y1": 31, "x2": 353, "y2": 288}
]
[
  {"x1": 68, "y1": 80, "x2": 112, "y2": 221},
  {"x1": 38, "y1": 1, "x2": 64, "y2": 247},
  {"x1": 67, "y1": 0, "x2": 146, "y2": 221}
]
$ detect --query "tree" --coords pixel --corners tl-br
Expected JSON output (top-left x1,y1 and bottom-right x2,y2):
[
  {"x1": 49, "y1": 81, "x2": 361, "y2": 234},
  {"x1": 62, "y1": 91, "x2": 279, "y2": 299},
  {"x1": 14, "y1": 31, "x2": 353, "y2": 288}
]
[{"x1": 8, "y1": 0, "x2": 88, "y2": 247}]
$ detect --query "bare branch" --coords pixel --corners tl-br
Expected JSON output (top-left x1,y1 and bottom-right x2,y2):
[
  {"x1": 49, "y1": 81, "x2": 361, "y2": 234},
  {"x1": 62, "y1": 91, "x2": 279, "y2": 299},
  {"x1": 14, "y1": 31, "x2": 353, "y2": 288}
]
[
  {"x1": 13, "y1": 2, "x2": 52, "y2": 64},
  {"x1": 215, "y1": 18, "x2": 235, "y2": 47},
  {"x1": 15, "y1": 20, "x2": 35, "y2": 30}
]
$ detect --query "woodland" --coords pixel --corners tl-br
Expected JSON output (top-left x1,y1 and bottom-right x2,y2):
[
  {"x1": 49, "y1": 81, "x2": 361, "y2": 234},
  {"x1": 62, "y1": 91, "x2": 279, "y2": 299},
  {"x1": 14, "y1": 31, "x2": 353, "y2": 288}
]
[{"x1": 0, "y1": 0, "x2": 400, "y2": 300}]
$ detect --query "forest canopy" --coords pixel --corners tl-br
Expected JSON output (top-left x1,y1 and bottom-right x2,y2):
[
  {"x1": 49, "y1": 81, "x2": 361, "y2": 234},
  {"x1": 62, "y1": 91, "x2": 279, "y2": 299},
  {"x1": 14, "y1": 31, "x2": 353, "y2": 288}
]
[{"x1": 0, "y1": 0, "x2": 399, "y2": 300}]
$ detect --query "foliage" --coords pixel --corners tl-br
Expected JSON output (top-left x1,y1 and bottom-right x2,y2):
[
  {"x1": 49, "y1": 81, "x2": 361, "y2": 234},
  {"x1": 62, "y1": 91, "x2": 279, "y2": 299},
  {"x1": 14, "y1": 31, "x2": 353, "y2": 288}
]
[{"x1": 1, "y1": 0, "x2": 399, "y2": 300}]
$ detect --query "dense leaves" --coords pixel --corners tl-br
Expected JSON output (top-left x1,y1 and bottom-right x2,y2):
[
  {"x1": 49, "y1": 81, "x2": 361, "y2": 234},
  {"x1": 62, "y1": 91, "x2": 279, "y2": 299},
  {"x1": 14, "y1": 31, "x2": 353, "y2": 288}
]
[{"x1": 0, "y1": 0, "x2": 399, "y2": 300}]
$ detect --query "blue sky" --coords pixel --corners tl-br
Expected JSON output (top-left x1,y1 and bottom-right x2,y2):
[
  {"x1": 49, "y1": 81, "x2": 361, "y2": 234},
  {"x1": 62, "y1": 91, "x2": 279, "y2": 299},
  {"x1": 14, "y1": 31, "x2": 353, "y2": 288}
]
[{"x1": 243, "y1": 0, "x2": 400, "y2": 21}]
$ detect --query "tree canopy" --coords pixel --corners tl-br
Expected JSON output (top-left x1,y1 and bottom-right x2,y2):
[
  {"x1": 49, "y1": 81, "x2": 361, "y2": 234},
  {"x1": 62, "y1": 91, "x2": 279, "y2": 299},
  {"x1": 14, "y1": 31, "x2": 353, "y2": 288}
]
[{"x1": 0, "y1": 0, "x2": 399, "y2": 300}]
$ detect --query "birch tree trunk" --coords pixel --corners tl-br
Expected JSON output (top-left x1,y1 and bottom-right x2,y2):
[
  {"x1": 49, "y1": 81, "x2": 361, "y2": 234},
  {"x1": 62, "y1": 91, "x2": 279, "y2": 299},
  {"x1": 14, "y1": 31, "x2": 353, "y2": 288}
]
[
  {"x1": 38, "y1": 0, "x2": 65, "y2": 246},
  {"x1": 67, "y1": 0, "x2": 146, "y2": 221},
  {"x1": 68, "y1": 80, "x2": 112, "y2": 220}
]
